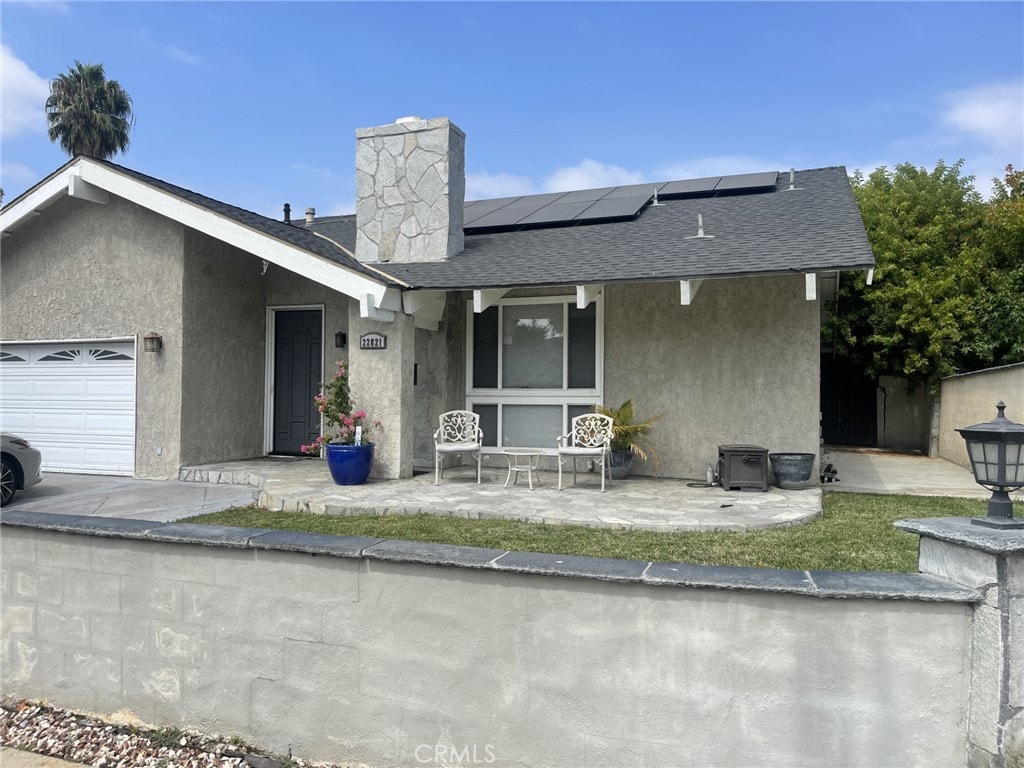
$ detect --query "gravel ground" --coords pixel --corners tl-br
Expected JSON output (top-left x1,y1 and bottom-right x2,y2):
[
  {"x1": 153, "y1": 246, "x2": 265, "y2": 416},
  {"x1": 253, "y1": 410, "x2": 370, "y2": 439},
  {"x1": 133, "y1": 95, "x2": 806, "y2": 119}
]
[{"x1": 0, "y1": 701, "x2": 368, "y2": 768}]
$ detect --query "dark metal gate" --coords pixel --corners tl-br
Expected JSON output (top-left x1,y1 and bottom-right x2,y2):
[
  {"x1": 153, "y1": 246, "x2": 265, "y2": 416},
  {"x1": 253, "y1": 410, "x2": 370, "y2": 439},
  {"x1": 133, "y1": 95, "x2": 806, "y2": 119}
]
[{"x1": 820, "y1": 356, "x2": 877, "y2": 447}]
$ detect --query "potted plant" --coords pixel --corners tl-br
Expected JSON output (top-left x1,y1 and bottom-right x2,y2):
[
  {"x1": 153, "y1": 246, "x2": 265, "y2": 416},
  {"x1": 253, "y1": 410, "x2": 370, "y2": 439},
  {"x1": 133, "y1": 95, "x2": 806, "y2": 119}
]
[
  {"x1": 595, "y1": 399, "x2": 664, "y2": 479},
  {"x1": 301, "y1": 361, "x2": 381, "y2": 485}
]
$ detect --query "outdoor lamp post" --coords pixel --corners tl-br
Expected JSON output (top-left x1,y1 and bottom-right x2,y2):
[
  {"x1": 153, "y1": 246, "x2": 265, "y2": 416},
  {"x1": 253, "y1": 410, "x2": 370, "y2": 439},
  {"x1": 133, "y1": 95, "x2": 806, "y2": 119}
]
[{"x1": 956, "y1": 401, "x2": 1024, "y2": 529}]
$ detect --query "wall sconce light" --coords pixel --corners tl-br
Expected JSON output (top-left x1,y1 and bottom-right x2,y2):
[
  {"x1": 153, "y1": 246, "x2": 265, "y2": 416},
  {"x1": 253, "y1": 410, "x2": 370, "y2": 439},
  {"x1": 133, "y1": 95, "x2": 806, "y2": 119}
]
[
  {"x1": 142, "y1": 333, "x2": 163, "y2": 353},
  {"x1": 335, "y1": 332, "x2": 347, "y2": 349},
  {"x1": 957, "y1": 401, "x2": 1024, "y2": 528}
]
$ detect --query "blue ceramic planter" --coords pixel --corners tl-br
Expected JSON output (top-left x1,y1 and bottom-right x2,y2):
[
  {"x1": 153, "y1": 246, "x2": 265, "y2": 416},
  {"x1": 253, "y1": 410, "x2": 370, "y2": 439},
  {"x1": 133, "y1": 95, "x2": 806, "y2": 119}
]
[{"x1": 325, "y1": 443, "x2": 375, "y2": 485}]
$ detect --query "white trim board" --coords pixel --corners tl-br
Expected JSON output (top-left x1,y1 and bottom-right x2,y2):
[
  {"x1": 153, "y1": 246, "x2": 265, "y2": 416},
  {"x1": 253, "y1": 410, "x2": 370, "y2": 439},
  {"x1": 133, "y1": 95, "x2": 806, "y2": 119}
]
[{"x1": 1, "y1": 159, "x2": 389, "y2": 306}]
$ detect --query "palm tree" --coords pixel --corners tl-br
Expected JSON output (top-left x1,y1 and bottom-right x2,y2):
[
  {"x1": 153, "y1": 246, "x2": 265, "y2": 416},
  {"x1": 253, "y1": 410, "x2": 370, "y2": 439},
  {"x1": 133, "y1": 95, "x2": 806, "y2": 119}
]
[{"x1": 46, "y1": 61, "x2": 135, "y2": 159}]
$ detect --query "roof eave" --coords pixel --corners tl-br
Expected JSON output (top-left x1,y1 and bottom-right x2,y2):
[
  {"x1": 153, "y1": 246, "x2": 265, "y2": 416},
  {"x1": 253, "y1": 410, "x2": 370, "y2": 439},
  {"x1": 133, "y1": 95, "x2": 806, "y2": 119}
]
[{"x1": 1, "y1": 158, "x2": 393, "y2": 302}]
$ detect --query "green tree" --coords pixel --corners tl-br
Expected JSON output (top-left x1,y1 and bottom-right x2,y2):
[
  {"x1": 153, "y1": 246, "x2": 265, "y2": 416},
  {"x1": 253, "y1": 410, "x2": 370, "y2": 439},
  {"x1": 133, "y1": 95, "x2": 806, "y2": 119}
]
[
  {"x1": 826, "y1": 160, "x2": 987, "y2": 390},
  {"x1": 45, "y1": 61, "x2": 134, "y2": 159},
  {"x1": 967, "y1": 165, "x2": 1024, "y2": 367}
]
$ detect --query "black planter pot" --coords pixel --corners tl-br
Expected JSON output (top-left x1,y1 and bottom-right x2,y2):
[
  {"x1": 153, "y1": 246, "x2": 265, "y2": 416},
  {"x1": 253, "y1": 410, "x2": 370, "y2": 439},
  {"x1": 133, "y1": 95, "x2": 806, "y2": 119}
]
[{"x1": 769, "y1": 453, "x2": 815, "y2": 490}]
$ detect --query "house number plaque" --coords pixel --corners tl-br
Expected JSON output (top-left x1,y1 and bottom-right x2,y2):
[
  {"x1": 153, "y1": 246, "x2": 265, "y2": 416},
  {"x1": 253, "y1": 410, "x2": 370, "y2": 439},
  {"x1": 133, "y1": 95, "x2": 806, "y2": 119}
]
[{"x1": 359, "y1": 332, "x2": 387, "y2": 350}]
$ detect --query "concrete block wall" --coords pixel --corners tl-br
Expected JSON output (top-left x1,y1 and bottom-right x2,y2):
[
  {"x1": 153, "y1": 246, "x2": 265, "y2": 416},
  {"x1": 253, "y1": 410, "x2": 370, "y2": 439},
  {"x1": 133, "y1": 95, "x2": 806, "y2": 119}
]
[
  {"x1": 938, "y1": 363, "x2": 1024, "y2": 469},
  {"x1": 1, "y1": 512, "x2": 990, "y2": 768},
  {"x1": 898, "y1": 518, "x2": 1024, "y2": 767}
]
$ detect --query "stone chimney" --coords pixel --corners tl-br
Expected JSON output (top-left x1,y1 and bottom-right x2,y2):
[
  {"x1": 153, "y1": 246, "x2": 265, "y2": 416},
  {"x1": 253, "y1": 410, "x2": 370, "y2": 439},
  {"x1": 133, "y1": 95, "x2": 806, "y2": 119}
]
[{"x1": 355, "y1": 116, "x2": 465, "y2": 263}]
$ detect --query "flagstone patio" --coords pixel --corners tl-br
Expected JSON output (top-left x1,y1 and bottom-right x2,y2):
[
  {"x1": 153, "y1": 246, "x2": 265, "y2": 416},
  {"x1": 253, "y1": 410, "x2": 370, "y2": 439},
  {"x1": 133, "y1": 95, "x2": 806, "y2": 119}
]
[{"x1": 180, "y1": 457, "x2": 822, "y2": 532}]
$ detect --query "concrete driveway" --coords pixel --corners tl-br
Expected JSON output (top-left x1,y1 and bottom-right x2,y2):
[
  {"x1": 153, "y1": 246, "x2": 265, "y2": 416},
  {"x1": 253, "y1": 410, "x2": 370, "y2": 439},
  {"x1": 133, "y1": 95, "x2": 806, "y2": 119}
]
[{"x1": 4, "y1": 472, "x2": 256, "y2": 522}]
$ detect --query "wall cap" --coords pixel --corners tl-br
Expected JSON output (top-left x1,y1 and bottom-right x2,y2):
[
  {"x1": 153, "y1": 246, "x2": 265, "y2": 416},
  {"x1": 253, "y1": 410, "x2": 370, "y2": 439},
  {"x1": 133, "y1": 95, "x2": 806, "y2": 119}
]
[
  {"x1": 1, "y1": 509, "x2": 981, "y2": 603},
  {"x1": 896, "y1": 517, "x2": 1024, "y2": 555}
]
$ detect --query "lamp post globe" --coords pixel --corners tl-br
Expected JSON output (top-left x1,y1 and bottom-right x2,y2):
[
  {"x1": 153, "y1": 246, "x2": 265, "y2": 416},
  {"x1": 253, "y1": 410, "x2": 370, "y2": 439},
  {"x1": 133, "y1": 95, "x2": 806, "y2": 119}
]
[{"x1": 956, "y1": 401, "x2": 1024, "y2": 529}]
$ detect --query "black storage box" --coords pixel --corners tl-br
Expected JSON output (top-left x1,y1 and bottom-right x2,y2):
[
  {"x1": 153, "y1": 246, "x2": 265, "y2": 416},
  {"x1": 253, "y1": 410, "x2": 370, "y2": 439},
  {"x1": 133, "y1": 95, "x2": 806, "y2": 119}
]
[{"x1": 718, "y1": 445, "x2": 768, "y2": 492}]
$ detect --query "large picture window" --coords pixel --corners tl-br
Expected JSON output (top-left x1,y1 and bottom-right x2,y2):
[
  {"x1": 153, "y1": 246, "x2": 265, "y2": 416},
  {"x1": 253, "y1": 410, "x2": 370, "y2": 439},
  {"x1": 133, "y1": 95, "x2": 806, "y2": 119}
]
[{"x1": 467, "y1": 296, "x2": 603, "y2": 451}]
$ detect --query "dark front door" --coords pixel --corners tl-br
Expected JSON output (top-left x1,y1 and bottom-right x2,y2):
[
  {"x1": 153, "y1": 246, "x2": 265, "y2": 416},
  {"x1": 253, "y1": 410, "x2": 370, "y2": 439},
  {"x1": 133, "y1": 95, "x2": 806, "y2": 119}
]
[{"x1": 273, "y1": 309, "x2": 322, "y2": 455}]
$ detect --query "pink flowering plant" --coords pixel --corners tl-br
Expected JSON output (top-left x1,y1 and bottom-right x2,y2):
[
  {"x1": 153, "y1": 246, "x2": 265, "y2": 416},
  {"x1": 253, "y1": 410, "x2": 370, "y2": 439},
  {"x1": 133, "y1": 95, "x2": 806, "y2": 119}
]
[{"x1": 300, "y1": 361, "x2": 381, "y2": 454}]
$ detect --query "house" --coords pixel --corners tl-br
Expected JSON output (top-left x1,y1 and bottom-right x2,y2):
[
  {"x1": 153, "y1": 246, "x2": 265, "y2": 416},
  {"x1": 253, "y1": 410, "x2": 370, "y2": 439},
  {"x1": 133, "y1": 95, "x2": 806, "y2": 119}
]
[{"x1": 0, "y1": 116, "x2": 874, "y2": 481}]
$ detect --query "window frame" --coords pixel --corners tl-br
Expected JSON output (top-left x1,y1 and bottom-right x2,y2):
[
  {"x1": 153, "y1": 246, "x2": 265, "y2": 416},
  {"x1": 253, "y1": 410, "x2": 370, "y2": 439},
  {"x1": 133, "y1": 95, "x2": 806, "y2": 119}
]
[{"x1": 465, "y1": 294, "x2": 604, "y2": 453}]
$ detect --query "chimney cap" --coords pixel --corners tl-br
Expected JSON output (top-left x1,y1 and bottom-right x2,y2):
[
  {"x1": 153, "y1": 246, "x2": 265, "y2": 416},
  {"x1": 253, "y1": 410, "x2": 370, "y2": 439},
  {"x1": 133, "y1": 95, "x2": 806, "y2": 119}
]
[{"x1": 395, "y1": 116, "x2": 423, "y2": 125}]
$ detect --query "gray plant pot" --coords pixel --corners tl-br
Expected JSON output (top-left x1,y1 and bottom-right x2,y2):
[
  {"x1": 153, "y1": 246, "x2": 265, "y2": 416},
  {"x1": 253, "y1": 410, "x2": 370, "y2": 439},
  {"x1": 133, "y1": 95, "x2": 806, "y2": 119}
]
[
  {"x1": 769, "y1": 453, "x2": 816, "y2": 490},
  {"x1": 609, "y1": 449, "x2": 634, "y2": 480}
]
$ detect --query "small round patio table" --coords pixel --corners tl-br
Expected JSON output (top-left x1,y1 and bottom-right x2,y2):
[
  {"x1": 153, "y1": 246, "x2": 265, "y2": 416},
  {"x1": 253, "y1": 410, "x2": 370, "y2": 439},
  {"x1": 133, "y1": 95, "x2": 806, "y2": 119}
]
[{"x1": 502, "y1": 448, "x2": 544, "y2": 490}]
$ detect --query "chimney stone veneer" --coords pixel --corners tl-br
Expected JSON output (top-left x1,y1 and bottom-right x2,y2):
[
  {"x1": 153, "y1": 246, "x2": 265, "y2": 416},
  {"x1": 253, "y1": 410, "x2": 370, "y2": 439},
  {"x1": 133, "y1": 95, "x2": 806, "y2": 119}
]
[{"x1": 355, "y1": 117, "x2": 465, "y2": 263}]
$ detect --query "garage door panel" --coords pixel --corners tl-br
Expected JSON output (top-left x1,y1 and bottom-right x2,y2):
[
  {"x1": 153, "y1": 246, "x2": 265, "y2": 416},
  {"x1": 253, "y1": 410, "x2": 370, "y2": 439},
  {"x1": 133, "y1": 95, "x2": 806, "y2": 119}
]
[
  {"x1": 0, "y1": 380, "x2": 32, "y2": 398},
  {"x1": 0, "y1": 341, "x2": 136, "y2": 475}
]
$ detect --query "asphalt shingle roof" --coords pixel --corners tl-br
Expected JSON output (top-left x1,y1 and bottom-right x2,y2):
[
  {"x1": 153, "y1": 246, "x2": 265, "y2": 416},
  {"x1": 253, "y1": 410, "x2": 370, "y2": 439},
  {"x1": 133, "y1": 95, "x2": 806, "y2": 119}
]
[
  {"x1": 302, "y1": 166, "x2": 874, "y2": 290},
  {"x1": 6, "y1": 159, "x2": 872, "y2": 292},
  {"x1": 93, "y1": 159, "x2": 398, "y2": 285}
]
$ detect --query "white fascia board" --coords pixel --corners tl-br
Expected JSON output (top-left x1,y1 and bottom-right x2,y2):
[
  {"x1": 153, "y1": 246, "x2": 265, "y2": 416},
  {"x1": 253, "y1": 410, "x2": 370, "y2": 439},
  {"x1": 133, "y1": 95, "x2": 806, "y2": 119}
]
[
  {"x1": 68, "y1": 161, "x2": 388, "y2": 303},
  {"x1": 68, "y1": 173, "x2": 109, "y2": 204},
  {"x1": 404, "y1": 290, "x2": 447, "y2": 330},
  {"x1": 804, "y1": 273, "x2": 817, "y2": 301},
  {"x1": 576, "y1": 284, "x2": 604, "y2": 309},
  {"x1": 680, "y1": 279, "x2": 703, "y2": 306},
  {"x1": 360, "y1": 294, "x2": 396, "y2": 322},
  {"x1": 473, "y1": 288, "x2": 509, "y2": 313},
  {"x1": 0, "y1": 167, "x2": 76, "y2": 233}
]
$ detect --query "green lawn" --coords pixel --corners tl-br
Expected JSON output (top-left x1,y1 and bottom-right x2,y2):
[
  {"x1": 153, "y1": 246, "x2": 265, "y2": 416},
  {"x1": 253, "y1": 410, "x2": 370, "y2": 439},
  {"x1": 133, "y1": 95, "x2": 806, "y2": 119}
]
[{"x1": 183, "y1": 492, "x2": 984, "y2": 573}]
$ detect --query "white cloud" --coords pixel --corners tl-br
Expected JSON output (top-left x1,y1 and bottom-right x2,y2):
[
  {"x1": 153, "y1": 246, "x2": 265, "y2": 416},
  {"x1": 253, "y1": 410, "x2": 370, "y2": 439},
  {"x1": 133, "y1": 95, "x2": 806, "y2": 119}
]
[
  {"x1": 942, "y1": 80, "x2": 1024, "y2": 153},
  {"x1": 0, "y1": 45, "x2": 50, "y2": 139},
  {"x1": 658, "y1": 155, "x2": 790, "y2": 181},
  {"x1": 13, "y1": 1, "x2": 71, "y2": 14},
  {"x1": 133, "y1": 29, "x2": 208, "y2": 67},
  {"x1": 165, "y1": 45, "x2": 207, "y2": 67},
  {"x1": 542, "y1": 159, "x2": 645, "y2": 192},
  {"x1": 464, "y1": 155, "x2": 800, "y2": 203},
  {"x1": 466, "y1": 171, "x2": 536, "y2": 200}
]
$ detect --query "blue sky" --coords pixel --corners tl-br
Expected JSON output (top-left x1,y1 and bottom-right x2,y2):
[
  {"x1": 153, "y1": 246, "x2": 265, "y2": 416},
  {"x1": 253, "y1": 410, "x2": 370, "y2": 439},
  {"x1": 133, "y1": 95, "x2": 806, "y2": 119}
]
[{"x1": 2, "y1": 2, "x2": 1022, "y2": 218}]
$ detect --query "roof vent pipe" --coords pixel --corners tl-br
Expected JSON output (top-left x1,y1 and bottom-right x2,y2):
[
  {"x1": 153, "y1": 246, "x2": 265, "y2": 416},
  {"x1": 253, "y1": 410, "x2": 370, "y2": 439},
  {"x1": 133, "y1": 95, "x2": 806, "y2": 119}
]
[
  {"x1": 784, "y1": 168, "x2": 802, "y2": 192},
  {"x1": 305, "y1": 207, "x2": 316, "y2": 224},
  {"x1": 685, "y1": 213, "x2": 715, "y2": 240},
  {"x1": 283, "y1": 203, "x2": 291, "y2": 223}
]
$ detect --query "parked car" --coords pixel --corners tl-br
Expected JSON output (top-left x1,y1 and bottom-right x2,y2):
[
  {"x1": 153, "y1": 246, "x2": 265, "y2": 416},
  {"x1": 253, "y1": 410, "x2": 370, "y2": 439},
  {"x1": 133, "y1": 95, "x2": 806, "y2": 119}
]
[{"x1": 1, "y1": 433, "x2": 43, "y2": 506}]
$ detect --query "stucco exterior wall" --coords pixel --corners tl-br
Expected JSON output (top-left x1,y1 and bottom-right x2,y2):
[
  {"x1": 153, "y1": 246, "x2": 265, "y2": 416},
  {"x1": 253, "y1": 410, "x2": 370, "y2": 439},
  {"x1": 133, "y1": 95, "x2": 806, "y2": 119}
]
[
  {"x1": 413, "y1": 294, "x2": 468, "y2": 467},
  {"x1": 1, "y1": 525, "x2": 971, "y2": 768},
  {"x1": 179, "y1": 230, "x2": 266, "y2": 465},
  {"x1": 263, "y1": 263, "x2": 351, "y2": 377},
  {"x1": 876, "y1": 375, "x2": 932, "y2": 453},
  {"x1": 0, "y1": 195, "x2": 185, "y2": 478},
  {"x1": 938, "y1": 363, "x2": 1024, "y2": 468},
  {"x1": 605, "y1": 277, "x2": 820, "y2": 479}
]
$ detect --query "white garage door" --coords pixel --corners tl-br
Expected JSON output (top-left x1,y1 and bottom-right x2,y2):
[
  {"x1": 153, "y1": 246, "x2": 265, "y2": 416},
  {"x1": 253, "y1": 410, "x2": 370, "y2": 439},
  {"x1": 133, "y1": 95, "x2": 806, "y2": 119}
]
[{"x1": 0, "y1": 341, "x2": 136, "y2": 475}]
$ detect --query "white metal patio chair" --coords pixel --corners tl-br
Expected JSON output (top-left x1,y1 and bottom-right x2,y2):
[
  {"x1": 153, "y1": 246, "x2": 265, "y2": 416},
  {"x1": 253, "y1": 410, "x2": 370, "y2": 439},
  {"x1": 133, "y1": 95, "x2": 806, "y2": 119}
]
[
  {"x1": 557, "y1": 413, "x2": 613, "y2": 492},
  {"x1": 434, "y1": 410, "x2": 483, "y2": 485}
]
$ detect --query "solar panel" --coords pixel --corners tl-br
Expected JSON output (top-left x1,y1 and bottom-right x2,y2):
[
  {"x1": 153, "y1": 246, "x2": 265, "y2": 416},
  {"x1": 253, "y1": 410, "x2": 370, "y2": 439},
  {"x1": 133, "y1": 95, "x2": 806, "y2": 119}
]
[
  {"x1": 466, "y1": 206, "x2": 534, "y2": 229},
  {"x1": 556, "y1": 187, "x2": 614, "y2": 204},
  {"x1": 574, "y1": 193, "x2": 651, "y2": 221},
  {"x1": 516, "y1": 201, "x2": 594, "y2": 225},
  {"x1": 659, "y1": 177, "x2": 722, "y2": 196},
  {"x1": 463, "y1": 197, "x2": 520, "y2": 225},
  {"x1": 714, "y1": 171, "x2": 778, "y2": 191},
  {"x1": 602, "y1": 183, "x2": 663, "y2": 199},
  {"x1": 504, "y1": 192, "x2": 566, "y2": 208}
]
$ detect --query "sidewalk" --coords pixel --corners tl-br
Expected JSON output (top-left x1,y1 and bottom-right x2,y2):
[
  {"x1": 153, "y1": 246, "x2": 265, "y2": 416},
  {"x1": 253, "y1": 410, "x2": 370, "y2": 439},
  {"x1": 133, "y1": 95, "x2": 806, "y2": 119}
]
[{"x1": 828, "y1": 448, "x2": 1023, "y2": 499}]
